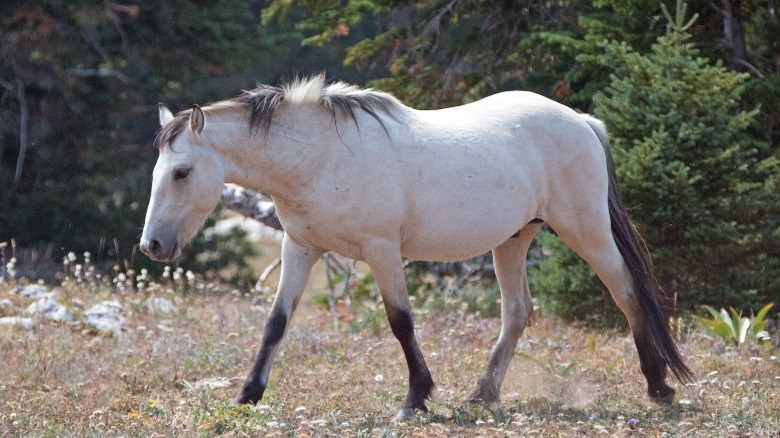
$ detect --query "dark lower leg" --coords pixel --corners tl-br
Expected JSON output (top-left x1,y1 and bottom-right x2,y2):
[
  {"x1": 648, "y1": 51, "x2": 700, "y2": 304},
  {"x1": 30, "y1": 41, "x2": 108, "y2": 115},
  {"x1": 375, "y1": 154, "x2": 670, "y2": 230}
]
[
  {"x1": 388, "y1": 309, "x2": 434, "y2": 412},
  {"x1": 633, "y1": 326, "x2": 675, "y2": 403},
  {"x1": 236, "y1": 310, "x2": 288, "y2": 405}
]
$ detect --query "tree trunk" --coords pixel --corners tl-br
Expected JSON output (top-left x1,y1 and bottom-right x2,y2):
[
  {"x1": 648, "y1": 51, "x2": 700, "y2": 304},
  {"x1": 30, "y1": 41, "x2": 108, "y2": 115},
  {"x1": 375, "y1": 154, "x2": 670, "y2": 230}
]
[
  {"x1": 722, "y1": 0, "x2": 750, "y2": 72},
  {"x1": 0, "y1": 58, "x2": 31, "y2": 185},
  {"x1": 13, "y1": 74, "x2": 29, "y2": 185}
]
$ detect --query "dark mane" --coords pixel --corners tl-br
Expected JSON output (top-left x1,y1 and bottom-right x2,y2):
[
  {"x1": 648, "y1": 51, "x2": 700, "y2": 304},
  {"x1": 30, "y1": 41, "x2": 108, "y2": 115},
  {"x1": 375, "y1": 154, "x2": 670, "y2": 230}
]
[
  {"x1": 233, "y1": 75, "x2": 401, "y2": 134},
  {"x1": 231, "y1": 85, "x2": 285, "y2": 134}
]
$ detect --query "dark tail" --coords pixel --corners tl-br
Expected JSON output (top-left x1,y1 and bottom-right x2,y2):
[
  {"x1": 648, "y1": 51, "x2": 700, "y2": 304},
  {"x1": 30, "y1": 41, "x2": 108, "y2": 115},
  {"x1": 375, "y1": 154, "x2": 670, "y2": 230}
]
[{"x1": 583, "y1": 116, "x2": 693, "y2": 383}]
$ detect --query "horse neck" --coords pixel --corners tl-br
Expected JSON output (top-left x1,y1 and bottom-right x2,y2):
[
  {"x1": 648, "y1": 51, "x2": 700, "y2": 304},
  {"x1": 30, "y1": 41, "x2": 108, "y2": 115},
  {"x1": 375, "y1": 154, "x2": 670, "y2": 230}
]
[{"x1": 203, "y1": 107, "x2": 340, "y2": 199}]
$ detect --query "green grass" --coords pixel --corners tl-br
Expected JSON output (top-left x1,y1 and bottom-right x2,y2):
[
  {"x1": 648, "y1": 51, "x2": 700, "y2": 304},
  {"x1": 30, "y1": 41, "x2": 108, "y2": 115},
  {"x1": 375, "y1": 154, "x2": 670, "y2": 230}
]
[{"x1": 0, "y1": 275, "x2": 778, "y2": 437}]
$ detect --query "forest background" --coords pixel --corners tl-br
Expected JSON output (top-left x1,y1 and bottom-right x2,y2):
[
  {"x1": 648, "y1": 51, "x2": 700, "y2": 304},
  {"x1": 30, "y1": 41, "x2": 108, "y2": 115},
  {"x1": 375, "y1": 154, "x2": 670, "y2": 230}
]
[{"x1": 1, "y1": 0, "x2": 778, "y2": 323}]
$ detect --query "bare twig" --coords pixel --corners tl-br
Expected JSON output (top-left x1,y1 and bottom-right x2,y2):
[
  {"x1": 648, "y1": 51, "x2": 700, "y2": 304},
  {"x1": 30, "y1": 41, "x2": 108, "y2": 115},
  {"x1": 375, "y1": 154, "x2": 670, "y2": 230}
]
[
  {"x1": 734, "y1": 59, "x2": 766, "y2": 78},
  {"x1": 323, "y1": 253, "x2": 340, "y2": 329},
  {"x1": 254, "y1": 256, "x2": 281, "y2": 292},
  {"x1": 418, "y1": 0, "x2": 461, "y2": 54}
]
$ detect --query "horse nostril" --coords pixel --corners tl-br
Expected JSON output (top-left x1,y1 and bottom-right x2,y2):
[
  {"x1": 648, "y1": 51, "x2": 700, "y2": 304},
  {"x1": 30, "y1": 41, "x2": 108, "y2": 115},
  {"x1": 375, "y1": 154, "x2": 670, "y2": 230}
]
[
  {"x1": 149, "y1": 239, "x2": 162, "y2": 256},
  {"x1": 142, "y1": 239, "x2": 163, "y2": 258}
]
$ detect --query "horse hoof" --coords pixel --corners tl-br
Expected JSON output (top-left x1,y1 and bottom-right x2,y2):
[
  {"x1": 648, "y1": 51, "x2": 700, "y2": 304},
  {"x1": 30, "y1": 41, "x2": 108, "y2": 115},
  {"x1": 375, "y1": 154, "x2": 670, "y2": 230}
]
[
  {"x1": 463, "y1": 387, "x2": 499, "y2": 405},
  {"x1": 396, "y1": 408, "x2": 416, "y2": 421},
  {"x1": 395, "y1": 401, "x2": 428, "y2": 421},
  {"x1": 233, "y1": 395, "x2": 253, "y2": 406},
  {"x1": 648, "y1": 386, "x2": 676, "y2": 405},
  {"x1": 234, "y1": 384, "x2": 264, "y2": 406}
]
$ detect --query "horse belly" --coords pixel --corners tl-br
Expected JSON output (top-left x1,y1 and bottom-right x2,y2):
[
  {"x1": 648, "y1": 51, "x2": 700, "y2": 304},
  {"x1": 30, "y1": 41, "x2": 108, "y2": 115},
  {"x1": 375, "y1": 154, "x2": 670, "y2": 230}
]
[
  {"x1": 400, "y1": 192, "x2": 534, "y2": 262},
  {"x1": 396, "y1": 141, "x2": 541, "y2": 261}
]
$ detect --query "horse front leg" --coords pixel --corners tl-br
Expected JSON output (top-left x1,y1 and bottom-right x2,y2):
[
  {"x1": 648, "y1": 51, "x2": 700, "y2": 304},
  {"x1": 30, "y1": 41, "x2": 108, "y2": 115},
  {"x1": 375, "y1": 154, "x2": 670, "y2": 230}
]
[
  {"x1": 364, "y1": 240, "x2": 435, "y2": 421},
  {"x1": 235, "y1": 234, "x2": 323, "y2": 405},
  {"x1": 464, "y1": 223, "x2": 541, "y2": 404}
]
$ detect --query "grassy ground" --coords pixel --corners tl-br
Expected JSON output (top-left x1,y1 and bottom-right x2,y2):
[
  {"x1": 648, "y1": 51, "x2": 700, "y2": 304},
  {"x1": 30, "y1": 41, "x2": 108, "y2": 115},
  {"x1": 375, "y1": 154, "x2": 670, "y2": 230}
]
[{"x1": 0, "y1": 270, "x2": 778, "y2": 437}]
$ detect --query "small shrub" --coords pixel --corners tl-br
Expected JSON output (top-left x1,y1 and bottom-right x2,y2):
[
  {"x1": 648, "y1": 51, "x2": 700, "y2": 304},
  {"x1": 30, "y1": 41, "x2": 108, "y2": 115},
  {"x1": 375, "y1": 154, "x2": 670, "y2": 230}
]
[{"x1": 695, "y1": 303, "x2": 774, "y2": 346}]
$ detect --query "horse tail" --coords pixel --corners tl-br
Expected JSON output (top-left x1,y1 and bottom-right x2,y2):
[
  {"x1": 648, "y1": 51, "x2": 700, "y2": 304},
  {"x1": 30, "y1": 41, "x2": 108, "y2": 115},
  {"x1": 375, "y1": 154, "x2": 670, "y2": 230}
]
[{"x1": 582, "y1": 115, "x2": 693, "y2": 383}]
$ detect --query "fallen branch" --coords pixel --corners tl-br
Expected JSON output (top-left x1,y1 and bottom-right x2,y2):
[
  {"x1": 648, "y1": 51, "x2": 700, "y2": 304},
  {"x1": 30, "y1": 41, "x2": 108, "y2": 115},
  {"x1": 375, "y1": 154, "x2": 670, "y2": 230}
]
[{"x1": 220, "y1": 184, "x2": 283, "y2": 231}]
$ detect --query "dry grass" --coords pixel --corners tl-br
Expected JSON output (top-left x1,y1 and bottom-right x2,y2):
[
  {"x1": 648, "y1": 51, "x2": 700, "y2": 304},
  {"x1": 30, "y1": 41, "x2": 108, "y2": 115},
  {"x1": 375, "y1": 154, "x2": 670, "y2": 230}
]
[{"x1": 0, "y1": 273, "x2": 778, "y2": 437}]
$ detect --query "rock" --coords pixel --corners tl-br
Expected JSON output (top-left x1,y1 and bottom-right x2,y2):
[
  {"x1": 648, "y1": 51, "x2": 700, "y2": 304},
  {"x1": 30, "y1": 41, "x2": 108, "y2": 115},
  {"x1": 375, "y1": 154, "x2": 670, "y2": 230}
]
[
  {"x1": 144, "y1": 297, "x2": 176, "y2": 314},
  {"x1": 20, "y1": 284, "x2": 52, "y2": 300},
  {"x1": 26, "y1": 298, "x2": 75, "y2": 322},
  {"x1": 0, "y1": 316, "x2": 37, "y2": 329},
  {"x1": 0, "y1": 299, "x2": 15, "y2": 316},
  {"x1": 84, "y1": 300, "x2": 129, "y2": 334},
  {"x1": 191, "y1": 377, "x2": 235, "y2": 390}
]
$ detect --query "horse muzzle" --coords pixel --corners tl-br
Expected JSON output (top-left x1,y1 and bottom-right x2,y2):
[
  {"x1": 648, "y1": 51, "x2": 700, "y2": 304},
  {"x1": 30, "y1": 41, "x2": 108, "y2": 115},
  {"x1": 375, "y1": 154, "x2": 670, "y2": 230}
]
[{"x1": 139, "y1": 236, "x2": 181, "y2": 262}]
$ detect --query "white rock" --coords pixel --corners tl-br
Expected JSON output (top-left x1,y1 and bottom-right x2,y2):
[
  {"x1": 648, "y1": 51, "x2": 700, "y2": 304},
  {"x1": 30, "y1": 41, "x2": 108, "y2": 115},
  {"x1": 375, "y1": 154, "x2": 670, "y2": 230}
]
[
  {"x1": 84, "y1": 300, "x2": 129, "y2": 333},
  {"x1": 49, "y1": 306, "x2": 75, "y2": 322},
  {"x1": 20, "y1": 284, "x2": 52, "y2": 300},
  {"x1": 26, "y1": 298, "x2": 57, "y2": 314},
  {"x1": 0, "y1": 299, "x2": 15, "y2": 315},
  {"x1": 26, "y1": 298, "x2": 75, "y2": 322},
  {"x1": 192, "y1": 377, "x2": 234, "y2": 390},
  {"x1": 0, "y1": 316, "x2": 36, "y2": 329},
  {"x1": 144, "y1": 297, "x2": 176, "y2": 314}
]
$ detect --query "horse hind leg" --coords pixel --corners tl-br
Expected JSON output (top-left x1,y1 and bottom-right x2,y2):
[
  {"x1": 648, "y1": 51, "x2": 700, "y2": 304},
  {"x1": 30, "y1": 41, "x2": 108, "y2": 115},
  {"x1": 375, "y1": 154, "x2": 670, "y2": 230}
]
[
  {"x1": 546, "y1": 209, "x2": 679, "y2": 404},
  {"x1": 464, "y1": 221, "x2": 542, "y2": 404}
]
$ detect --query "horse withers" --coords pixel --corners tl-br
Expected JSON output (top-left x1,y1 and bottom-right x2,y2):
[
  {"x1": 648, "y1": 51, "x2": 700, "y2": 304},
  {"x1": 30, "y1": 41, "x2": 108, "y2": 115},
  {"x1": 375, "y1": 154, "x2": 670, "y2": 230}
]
[{"x1": 140, "y1": 75, "x2": 691, "y2": 420}]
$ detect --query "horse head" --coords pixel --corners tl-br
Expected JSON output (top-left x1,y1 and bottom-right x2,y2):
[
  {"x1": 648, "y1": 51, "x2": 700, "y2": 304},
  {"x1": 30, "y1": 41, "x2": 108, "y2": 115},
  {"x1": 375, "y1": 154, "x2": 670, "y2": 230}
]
[{"x1": 140, "y1": 104, "x2": 224, "y2": 261}]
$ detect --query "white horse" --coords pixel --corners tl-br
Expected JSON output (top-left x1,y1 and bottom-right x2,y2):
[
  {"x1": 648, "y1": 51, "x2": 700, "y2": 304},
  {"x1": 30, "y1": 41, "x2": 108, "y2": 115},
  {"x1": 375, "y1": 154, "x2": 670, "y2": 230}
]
[{"x1": 141, "y1": 75, "x2": 690, "y2": 419}]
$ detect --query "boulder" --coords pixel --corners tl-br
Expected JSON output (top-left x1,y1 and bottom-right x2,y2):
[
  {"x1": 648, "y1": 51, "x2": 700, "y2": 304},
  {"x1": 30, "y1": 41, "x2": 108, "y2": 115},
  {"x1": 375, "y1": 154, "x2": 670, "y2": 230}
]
[
  {"x1": 20, "y1": 284, "x2": 52, "y2": 300},
  {"x1": 144, "y1": 297, "x2": 176, "y2": 314},
  {"x1": 84, "y1": 300, "x2": 129, "y2": 334},
  {"x1": 0, "y1": 316, "x2": 36, "y2": 330},
  {"x1": 26, "y1": 297, "x2": 75, "y2": 322},
  {"x1": 0, "y1": 299, "x2": 15, "y2": 316}
]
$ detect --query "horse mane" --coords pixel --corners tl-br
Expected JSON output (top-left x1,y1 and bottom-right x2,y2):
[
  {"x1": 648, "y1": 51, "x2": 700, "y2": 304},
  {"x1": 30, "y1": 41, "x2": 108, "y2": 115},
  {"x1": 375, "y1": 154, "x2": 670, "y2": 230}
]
[
  {"x1": 233, "y1": 74, "x2": 401, "y2": 134},
  {"x1": 155, "y1": 75, "x2": 400, "y2": 149}
]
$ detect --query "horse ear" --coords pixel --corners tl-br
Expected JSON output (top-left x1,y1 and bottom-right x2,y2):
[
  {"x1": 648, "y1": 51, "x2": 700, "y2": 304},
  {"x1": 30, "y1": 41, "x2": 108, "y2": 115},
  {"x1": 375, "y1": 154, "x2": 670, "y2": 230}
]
[
  {"x1": 159, "y1": 103, "x2": 174, "y2": 126},
  {"x1": 190, "y1": 104, "x2": 205, "y2": 134}
]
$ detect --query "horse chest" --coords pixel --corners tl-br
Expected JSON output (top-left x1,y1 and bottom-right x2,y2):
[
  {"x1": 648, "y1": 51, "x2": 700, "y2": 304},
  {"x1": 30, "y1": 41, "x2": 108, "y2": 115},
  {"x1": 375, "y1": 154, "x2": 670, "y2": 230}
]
[{"x1": 274, "y1": 205, "x2": 368, "y2": 260}]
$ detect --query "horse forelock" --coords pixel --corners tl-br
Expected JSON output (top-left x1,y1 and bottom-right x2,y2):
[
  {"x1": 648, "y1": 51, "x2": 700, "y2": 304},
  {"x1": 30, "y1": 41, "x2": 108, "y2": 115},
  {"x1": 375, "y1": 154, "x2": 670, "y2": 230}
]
[{"x1": 154, "y1": 110, "x2": 191, "y2": 149}]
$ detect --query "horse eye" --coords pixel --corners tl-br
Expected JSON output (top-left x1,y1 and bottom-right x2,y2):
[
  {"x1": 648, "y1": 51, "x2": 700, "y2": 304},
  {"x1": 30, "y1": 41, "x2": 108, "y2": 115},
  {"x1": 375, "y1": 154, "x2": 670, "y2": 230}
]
[{"x1": 173, "y1": 167, "x2": 191, "y2": 180}]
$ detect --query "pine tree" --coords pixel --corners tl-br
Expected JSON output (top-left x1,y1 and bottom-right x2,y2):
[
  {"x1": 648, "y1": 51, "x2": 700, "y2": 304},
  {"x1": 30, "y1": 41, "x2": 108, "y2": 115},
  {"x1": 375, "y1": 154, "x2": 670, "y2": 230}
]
[{"x1": 530, "y1": 1, "x2": 780, "y2": 321}]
